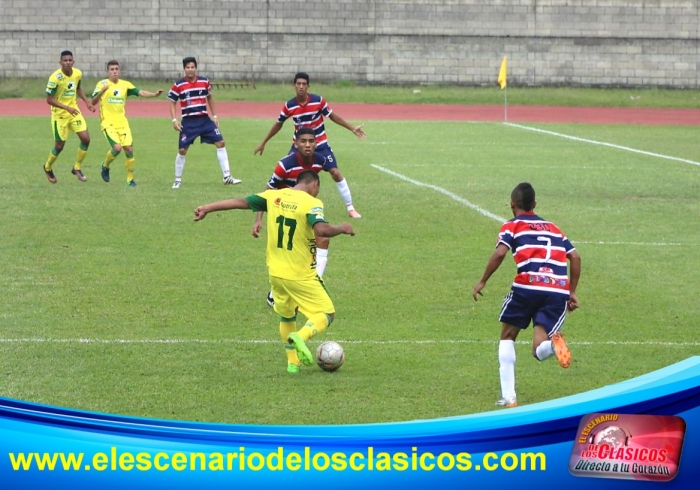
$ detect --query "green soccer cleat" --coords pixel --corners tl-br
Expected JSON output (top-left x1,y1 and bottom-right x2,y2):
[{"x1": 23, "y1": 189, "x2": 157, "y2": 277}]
[
  {"x1": 287, "y1": 332, "x2": 313, "y2": 366},
  {"x1": 287, "y1": 363, "x2": 300, "y2": 374}
]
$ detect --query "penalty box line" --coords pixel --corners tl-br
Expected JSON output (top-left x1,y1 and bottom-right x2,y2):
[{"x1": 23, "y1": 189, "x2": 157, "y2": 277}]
[{"x1": 370, "y1": 164, "x2": 682, "y2": 246}]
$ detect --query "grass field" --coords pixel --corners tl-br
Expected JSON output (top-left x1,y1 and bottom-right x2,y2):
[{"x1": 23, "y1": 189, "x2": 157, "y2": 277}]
[
  {"x1": 3, "y1": 77, "x2": 700, "y2": 108},
  {"x1": 1, "y1": 114, "x2": 699, "y2": 425}
]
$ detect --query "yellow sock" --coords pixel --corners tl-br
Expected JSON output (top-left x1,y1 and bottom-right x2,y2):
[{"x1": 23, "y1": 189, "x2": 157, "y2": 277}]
[
  {"x1": 280, "y1": 319, "x2": 300, "y2": 365},
  {"x1": 298, "y1": 313, "x2": 331, "y2": 341},
  {"x1": 45, "y1": 149, "x2": 58, "y2": 171},
  {"x1": 75, "y1": 148, "x2": 88, "y2": 171},
  {"x1": 125, "y1": 157, "x2": 135, "y2": 182},
  {"x1": 103, "y1": 149, "x2": 118, "y2": 169}
]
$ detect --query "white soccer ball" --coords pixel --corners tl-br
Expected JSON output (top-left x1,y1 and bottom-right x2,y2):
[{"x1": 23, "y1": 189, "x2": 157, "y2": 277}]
[{"x1": 315, "y1": 341, "x2": 345, "y2": 372}]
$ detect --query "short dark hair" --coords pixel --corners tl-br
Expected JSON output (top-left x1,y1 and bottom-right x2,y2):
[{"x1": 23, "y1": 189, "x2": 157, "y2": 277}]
[
  {"x1": 295, "y1": 127, "x2": 315, "y2": 139},
  {"x1": 294, "y1": 72, "x2": 309, "y2": 84},
  {"x1": 511, "y1": 182, "x2": 536, "y2": 211},
  {"x1": 60, "y1": 50, "x2": 73, "y2": 59},
  {"x1": 107, "y1": 60, "x2": 119, "y2": 69},
  {"x1": 297, "y1": 170, "x2": 320, "y2": 185},
  {"x1": 182, "y1": 57, "x2": 197, "y2": 68}
]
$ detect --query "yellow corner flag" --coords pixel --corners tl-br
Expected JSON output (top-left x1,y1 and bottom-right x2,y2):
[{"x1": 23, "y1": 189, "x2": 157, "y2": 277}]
[{"x1": 498, "y1": 56, "x2": 507, "y2": 89}]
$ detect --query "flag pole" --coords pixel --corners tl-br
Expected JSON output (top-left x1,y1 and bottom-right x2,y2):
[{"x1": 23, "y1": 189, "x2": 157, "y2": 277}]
[{"x1": 504, "y1": 86, "x2": 507, "y2": 122}]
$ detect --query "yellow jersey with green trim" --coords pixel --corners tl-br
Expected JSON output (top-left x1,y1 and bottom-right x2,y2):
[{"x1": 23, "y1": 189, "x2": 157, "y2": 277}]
[
  {"x1": 245, "y1": 188, "x2": 327, "y2": 280},
  {"x1": 92, "y1": 79, "x2": 139, "y2": 128},
  {"x1": 46, "y1": 68, "x2": 83, "y2": 117}
]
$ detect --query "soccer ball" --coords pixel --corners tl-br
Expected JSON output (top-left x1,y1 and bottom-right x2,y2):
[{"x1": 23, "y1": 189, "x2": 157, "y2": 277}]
[{"x1": 315, "y1": 341, "x2": 345, "y2": 372}]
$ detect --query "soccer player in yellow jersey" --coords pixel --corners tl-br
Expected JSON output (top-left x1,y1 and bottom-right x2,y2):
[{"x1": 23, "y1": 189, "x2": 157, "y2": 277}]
[
  {"x1": 194, "y1": 170, "x2": 355, "y2": 373},
  {"x1": 91, "y1": 60, "x2": 163, "y2": 187},
  {"x1": 43, "y1": 50, "x2": 95, "y2": 183}
]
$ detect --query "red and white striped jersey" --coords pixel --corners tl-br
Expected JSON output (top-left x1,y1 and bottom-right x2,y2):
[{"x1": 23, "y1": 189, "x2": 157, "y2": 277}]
[
  {"x1": 167, "y1": 76, "x2": 212, "y2": 118},
  {"x1": 278, "y1": 94, "x2": 333, "y2": 149},
  {"x1": 497, "y1": 212, "x2": 576, "y2": 295}
]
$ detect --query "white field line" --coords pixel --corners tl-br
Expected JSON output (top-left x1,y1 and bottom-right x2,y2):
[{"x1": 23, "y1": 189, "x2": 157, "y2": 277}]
[
  {"x1": 371, "y1": 164, "x2": 681, "y2": 246},
  {"x1": 505, "y1": 122, "x2": 700, "y2": 167},
  {"x1": 0, "y1": 338, "x2": 698, "y2": 347},
  {"x1": 370, "y1": 164, "x2": 508, "y2": 222},
  {"x1": 577, "y1": 241, "x2": 682, "y2": 246}
]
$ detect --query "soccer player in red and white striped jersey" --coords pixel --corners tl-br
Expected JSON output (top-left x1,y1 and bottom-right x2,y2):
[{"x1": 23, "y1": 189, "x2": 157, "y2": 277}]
[
  {"x1": 472, "y1": 183, "x2": 581, "y2": 408},
  {"x1": 254, "y1": 72, "x2": 365, "y2": 218},
  {"x1": 167, "y1": 57, "x2": 241, "y2": 189}
]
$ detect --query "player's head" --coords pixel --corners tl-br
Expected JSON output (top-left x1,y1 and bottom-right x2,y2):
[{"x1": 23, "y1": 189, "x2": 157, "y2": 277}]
[
  {"x1": 294, "y1": 127, "x2": 317, "y2": 156},
  {"x1": 182, "y1": 57, "x2": 198, "y2": 80},
  {"x1": 59, "y1": 51, "x2": 74, "y2": 71},
  {"x1": 106, "y1": 60, "x2": 120, "y2": 77},
  {"x1": 296, "y1": 169, "x2": 321, "y2": 197},
  {"x1": 511, "y1": 182, "x2": 536, "y2": 214},
  {"x1": 293, "y1": 72, "x2": 310, "y2": 98}
]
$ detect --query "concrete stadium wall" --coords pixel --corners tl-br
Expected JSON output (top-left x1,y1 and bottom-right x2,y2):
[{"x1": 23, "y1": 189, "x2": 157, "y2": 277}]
[{"x1": 0, "y1": 0, "x2": 698, "y2": 88}]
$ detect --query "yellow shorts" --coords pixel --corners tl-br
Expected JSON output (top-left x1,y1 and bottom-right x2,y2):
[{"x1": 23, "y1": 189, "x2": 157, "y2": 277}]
[
  {"x1": 52, "y1": 113, "x2": 88, "y2": 142},
  {"x1": 270, "y1": 276, "x2": 335, "y2": 319},
  {"x1": 102, "y1": 124, "x2": 133, "y2": 147}
]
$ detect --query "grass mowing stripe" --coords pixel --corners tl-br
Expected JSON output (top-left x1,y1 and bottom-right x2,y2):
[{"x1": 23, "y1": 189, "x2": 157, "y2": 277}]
[
  {"x1": 2, "y1": 338, "x2": 699, "y2": 347},
  {"x1": 505, "y1": 122, "x2": 700, "y2": 167},
  {"x1": 372, "y1": 164, "x2": 685, "y2": 246}
]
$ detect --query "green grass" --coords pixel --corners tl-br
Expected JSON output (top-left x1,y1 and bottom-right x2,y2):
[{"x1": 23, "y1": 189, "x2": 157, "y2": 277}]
[
  {"x1": 3, "y1": 77, "x2": 700, "y2": 108},
  {"x1": 1, "y1": 116, "x2": 699, "y2": 425}
]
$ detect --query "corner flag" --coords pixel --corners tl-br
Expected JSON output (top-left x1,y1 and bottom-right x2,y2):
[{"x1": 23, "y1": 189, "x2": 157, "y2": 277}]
[{"x1": 498, "y1": 56, "x2": 507, "y2": 89}]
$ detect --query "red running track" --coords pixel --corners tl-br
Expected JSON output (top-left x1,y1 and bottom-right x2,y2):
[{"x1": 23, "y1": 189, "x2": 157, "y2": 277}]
[{"x1": 1, "y1": 99, "x2": 699, "y2": 125}]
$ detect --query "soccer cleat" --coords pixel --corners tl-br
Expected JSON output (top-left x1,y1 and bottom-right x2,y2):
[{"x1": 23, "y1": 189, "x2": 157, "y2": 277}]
[
  {"x1": 223, "y1": 175, "x2": 242, "y2": 185},
  {"x1": 552, "y1": 332, "x2": 572, "y2": 368},
  {"x1": 71, "y1": 168, "x2": 87, "y2": 181},
  {"x1": 126, "y1": 180, "x2": 137, "y2": 188},
  {"x1": 43, "y1": 165, "x2": 57, "y2": 183},
  {"x1": 172, "y1": 180, "x2": 182, "y2": 189},
  {"x1": 348, "y1": 209, "x2": 362, "y2": 219},
  {"x1": 100, "y1": 163, "x2": 110, "y2": 182},
  {"x1": 287, "y1": 363, "x2": 300, "y2": 374},
  {"x1": 266, "y1": 292, "x2": 274, "y2": 307},
  {"x1": 287, "y1": 332, "x2": 313, "y2": 366},
  {"x1": 495, "y1": 396, "x2": 518, "y2": 408}
]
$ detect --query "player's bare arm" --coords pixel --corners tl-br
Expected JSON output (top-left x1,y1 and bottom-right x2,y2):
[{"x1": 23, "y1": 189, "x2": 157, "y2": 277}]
[
  {"x1": 194, "y1": 198, "x2": 251, "y2": 222},
  {"x1": 46, "y1": 94, "x2": 79, "y2": 116},
  {"x1": 473, "y1": 244, "x2": 509, "y2": 301},
  {"x1": 328, "y1": 112, "x2": 366, "y2": 140},
  {"x1": 313, "y1": 222, "x2": 355, "y2": 238},
  {"x1": 139, "y1": 89, "x2": 163, "y2": 98},
  {"x1": 77, "y1": 85, "x2": 95, "y2": 112},
  {"x1": 206, "y1": 94, "x2": 219, "y2": 128},
  {"x1": 567, "y1": 250, "x2": 582, "y2": 311},
  {"x1": 252, "y1": 211, "x2": 265, "y2": 238},
  {"x1": 91, "y1": 83, "x2": 110, "y2": 106},
  {"x1": 254, "y1": 121, "x2": 284, "y2": 155},
  {"x1": 169, "y1": 100, "x2": 182, "y2": 131}
]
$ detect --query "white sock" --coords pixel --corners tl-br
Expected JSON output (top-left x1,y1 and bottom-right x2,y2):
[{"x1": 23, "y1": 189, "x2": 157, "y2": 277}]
[
  {"x1": 175, "y1": 154, "x2": 185, "y2": 180},
  {"x1": 498, "y1": 340, "x2": 516, "y2": 399},
  {"x1": 535, "y1": 340, "x2": 555, "y2": 361},
  {"x1": 335, "y1": 179, "x2": 355, "y2": 211},
  {"x1": 316, "y1": 248, "x2": 329, "y2": 278},
  {"x1": 217, "y1": 148, "x2": 231, "y2": 177}
]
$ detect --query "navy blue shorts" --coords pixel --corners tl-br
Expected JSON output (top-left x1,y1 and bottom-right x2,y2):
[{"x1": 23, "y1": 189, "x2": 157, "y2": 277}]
[
  {"x1": 498, "y1": 287, "x2": 568, "y2": 337},
  {"x1": 289, "y1": 144, "x2": 338, "y2": 171},
  {"x1": 179, "y1": 116, "x2": 223, "y2": 149}
]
